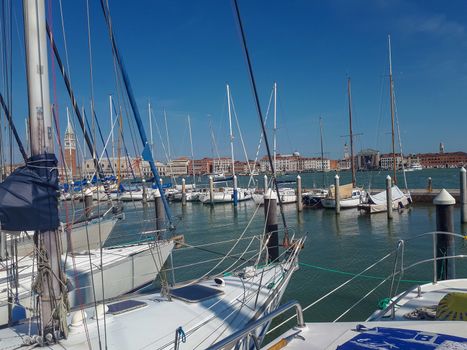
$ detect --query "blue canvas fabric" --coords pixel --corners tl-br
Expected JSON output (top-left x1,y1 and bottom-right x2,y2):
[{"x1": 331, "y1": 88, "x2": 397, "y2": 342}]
[
  {"x1": 0, "y1": 153, "x2": 59, "y2": 231},
  {"x1": 338, "y1": 325, "x2": 467, "y2": 349}
]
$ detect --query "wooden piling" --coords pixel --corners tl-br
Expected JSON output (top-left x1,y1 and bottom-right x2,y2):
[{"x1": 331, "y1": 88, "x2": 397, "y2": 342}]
[
  {"x1": 434, "y1": 189, "x2": 456, "y2": 281},
  {"x1": 386, "y1": 175, "x2": 393, "y2": 220},
  {"x1": 296, "y1": 175, "x2": 303, "y2": 212},
  {"x1": 460, "y1": 167, "x2": 467, "y2": 224},
  {"x1": 142, "y1": 178, "x2": 147, "y2": 204},
  {"x1": 264, "y1": 189, "x2": 278, "y2": 262},
  {"x1": 209, "y1": 176, "x2": 214, "y2": 206},
  {"x1": 154, "y1": 189, "x2": 165, "y2": 233},
  {"x1": 233, "y1": 175, "x2": 238, "y2": 206},
  {"x1": 181, "y1": 178, "x2": 187, "y2": 206},
  {"x1": 427, "y1": 177, "x2": 432, "y2": 193},
  {"x1": 334, "y1": 174, "x2": 340, "y2": 214}
]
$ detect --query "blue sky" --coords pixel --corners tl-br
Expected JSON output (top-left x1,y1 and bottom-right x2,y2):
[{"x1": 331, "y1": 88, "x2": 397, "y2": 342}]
[{"x1": 6, "y1": 0, "x2": 467, "y2": 163}]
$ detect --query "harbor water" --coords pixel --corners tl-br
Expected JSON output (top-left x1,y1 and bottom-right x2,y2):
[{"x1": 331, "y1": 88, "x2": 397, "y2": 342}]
[{"x1": 65, "y1": 168, "x2": 467, "y2": 336}]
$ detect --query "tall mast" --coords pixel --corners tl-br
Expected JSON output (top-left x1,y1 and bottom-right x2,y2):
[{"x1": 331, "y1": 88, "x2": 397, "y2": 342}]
[
  {"x1": 187, "y1": 114, "x2": 195, "y2": 185},
  {"x1": 148, "y1": 99, "x2": 154, "y2": 156},
  {"x1": 347, "y1": 77, "x2": 356, "y2": 187},
  {"x1": 227, "y1": 84, "x2": 235, "y2": 176},
  {"x1": 23, "y1": 0, "x2": 65, "y2": 336},
  {"x1": 273, "y1": 82, "x2": 277, "y2": 175},
  {"x1": 388, "y1": 34, "x2": 397, "y2": 185},
  {"x1": 319, "y1": 116, "x2": 325, "y2": 186},
  {"x1": 110, "y1": 95, "x2": 115, "y2": 162}
]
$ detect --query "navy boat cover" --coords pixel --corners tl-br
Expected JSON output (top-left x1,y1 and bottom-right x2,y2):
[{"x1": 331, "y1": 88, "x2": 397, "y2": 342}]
[
  {"x1": 0, "y1": 153, "x2": 59, "y2": 231},
  {"x1": 337, "y1": 325, "x2": 467, "y2": 349}
]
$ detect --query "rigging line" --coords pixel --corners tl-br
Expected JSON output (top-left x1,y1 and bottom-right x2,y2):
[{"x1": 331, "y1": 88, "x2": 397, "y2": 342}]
[
  {"x1": 231, "y1": 0, "x2": 289, "y2": 237},
  {"x1": 45, "y1": 22, "x2": 109, "y2": 186},
  {"x1": 230, "y1": 93, "x2": 255, "y2": 186},
  {"x1": 0, "y1": 93, "x2": 27, "y2": 161},
  {"x1": 252, "y1": 85, "x2": 273, "y2": 171},
  {"x1": 111, "y1": 98, "x2": 136, "y2": 179},
  {"x1": 99, "y1": 0, "x2": 173, "y2": 227},
  {"x1": 392, "y1": 88, "x2": 409, "y2": 192}
]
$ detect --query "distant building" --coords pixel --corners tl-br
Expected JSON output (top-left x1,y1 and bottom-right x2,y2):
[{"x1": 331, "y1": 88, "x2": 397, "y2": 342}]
[
  {"x1": 191, "y1": 157, "x2": 213, "y2": 175},
  {"x1": 440, "y1": 142, "x2": 445, "y2": 154},
  {"x1": 417, "y1": 151, "x2": 467, "y2": 168},
  {"x1": 213, "y1": 157, "x2": 232, "y2": 174},
  {"x1": 379, "y1": 154, "x2": 404, "y2": 170},
  {"x1": 166, "y1": 158, "x2": 190, "y2": 177},
  {"x1": 356, "y1": 149, "x2": 380, "y2": 170}
]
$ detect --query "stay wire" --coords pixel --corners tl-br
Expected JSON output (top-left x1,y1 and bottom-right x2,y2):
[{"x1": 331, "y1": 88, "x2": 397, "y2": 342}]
[{"x1": 231, "y1": 0, "x2": 289, "y2": 239}]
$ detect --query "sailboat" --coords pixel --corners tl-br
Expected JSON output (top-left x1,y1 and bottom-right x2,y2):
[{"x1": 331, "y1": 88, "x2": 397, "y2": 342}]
[
  {"x1": 0, "y1": 1, "x2": 303, "y2": 347},
  {"x1": 321, "y1": 79, "x2": 366, "y2": 209},
  {"x1": 199, "y1": 84, "x2": 254, "y2": 204},
  {"x1": 252, "y1": 83, "x2": 297, "y2": 205},
  {"x1": 302, "y1": 117, "x2": 329, "y2": 207},
  {"x1": 358, "y1": 36, "x2": 412, "y2": 214}
]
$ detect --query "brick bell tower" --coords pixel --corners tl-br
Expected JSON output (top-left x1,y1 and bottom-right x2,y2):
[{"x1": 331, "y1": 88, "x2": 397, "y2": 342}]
[{"x1": 64, "y1": 111, "x2": 77, "y2": 178}]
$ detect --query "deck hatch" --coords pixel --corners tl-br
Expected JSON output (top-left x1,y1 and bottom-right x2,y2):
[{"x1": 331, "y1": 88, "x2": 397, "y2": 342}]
[
  {"x1": 108, "y1": 300, "x2": 147, "y2": 315},
  {"x1": 170, "y1": 284, "x2": 224, "y2": 303}
]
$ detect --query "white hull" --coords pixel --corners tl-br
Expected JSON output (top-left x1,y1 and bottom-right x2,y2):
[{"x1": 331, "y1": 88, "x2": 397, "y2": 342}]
[
  {"x1": 199, "y1": 188, "x2": 253, "y2": 204},
  {"x1": 0, "y1": 239, "x2": 174, "y2": 326},
  {"x1": 4, "y1": 217, "x2": 117, "y2": 256},
  {"x1": 321, "y1": 196, "x2": 362, "y2": 209},
  {"x1": 0, "y1": 255, "x2": 299, "y2": 348},
  {"x1": 252, "y1": 189, "x2": 297, "y2": 205}
]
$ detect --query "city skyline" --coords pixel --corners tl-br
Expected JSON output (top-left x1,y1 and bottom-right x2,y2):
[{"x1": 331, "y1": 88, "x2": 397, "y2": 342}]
[{"x1": 4, "y1": 1, "x2": 467, "y2": 165}]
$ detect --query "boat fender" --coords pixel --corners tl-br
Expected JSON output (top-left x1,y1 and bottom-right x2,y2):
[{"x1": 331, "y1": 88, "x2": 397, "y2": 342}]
[
  {"x1": 11, "y1": 303, "x2": 26, "y2": 323},
  {"x1": 214, "y1": 277, "x2": 225, "y2": 287}
]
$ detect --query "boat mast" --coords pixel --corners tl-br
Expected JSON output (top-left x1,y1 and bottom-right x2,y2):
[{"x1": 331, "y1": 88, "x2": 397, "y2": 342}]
[
  {"x1": 319, "y1": 116, "x2": 325, "y2": 186},
  {"x1": 110, "y1": 95, "x2": 115, "y2": 162},
  {"x1": 388, "y1": 34, "x2": 397, "y2": 185},
  {"x1": 273, "y1": 82, "x2": 277, "y2": 176},
  {"x1": 187, "y1": 114, "x2": 196, "y2": 186},
  {"x1": 227, "y1": 84, "x2": 235, "y2": 177},
  {"x1": 347, "y1": 77, "x2": 356, "y2": 187},
  {"x1": 148, "y1": 98, "x2": 154, "y2": 157},
  {"x1": 23, "y1": 0, "x2": 65, "y2": 336}
]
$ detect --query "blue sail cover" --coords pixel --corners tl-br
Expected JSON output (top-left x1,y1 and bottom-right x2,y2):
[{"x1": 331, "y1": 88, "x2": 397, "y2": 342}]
[
  {"x1": 0, "y1": 153, "x2": 59, "y2": 231},
  {"x1": 337, "y1": 326, "x2": 467, "y2": 349}
]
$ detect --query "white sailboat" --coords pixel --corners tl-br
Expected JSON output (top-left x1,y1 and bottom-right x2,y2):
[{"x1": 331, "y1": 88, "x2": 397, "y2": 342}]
[{"x1": 359, "y1": 36, "x2": 412, "y2": 214}]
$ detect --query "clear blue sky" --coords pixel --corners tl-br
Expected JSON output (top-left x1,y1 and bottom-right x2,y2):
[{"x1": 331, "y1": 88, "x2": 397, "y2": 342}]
[{"x1": 7, "y1": 0, "x2": 467, "y2": 163}]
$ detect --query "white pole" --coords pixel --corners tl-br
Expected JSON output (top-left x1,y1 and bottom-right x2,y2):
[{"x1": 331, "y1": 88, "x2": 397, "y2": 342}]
[
  {"x1": 149, "y1": 99, "x2": 154, "y2": 156},
  {"x1": 227, "y1": 84, "x2": 235, "y2": 177},
  {"x1": 273, "y1": 82, "x2": 277, "y2": 175},
  {"x1": 23, "y1": 0, "x2": 64, "y2": 335},
  {"x1": 110, "y1": 95, "x2": 115, "y2": 163},
  {"x1": 188, "y1": 115, "x2": 196, "y2": 186}
]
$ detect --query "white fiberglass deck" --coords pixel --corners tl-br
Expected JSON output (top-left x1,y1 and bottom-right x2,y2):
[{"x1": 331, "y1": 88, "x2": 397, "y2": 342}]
[{"x1": 0, "y1": 261, "x2": 294, "y2": 349}]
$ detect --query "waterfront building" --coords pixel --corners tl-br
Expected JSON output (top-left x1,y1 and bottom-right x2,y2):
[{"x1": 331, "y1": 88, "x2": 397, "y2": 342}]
[
  {"x1": 379, "y1": 153, "x2": 404, "y2": 170},
  {"x1": 356, "y1": 149, "x2": 380, "y2": 170},
  {"x1": 213, "y1": 157, "x2": 232, "y2": 174},
  {"x1": 417, "y1": 151, "x2": 467, "y2": 168},
  {"x1": 190, "y1": 157, "x2": 213, "y2": 175},
  {"x1": 166, "y1": 158, "x2": 190, "y2": 177}
]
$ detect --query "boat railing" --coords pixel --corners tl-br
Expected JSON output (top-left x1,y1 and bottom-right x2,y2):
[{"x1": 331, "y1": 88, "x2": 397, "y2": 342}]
[
  {"x1": 205, "y1": 300, "x2": 305, "y2": 350},
  {"x1": 335, "y1": 231, "x2": 467, "y2": 322},
  {"x1": 267, "y1": 231, "x2": 466, "y2": 334}
]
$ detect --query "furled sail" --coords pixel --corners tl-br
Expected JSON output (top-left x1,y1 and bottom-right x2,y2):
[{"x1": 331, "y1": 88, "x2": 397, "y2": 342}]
[{"x1": 0, "y1": 153, "x2": 59, "y2": 231}]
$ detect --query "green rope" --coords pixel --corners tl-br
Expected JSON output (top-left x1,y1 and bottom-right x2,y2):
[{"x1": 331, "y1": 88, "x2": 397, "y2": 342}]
[{"x1": 298, "y1": 262, "x2": 430, "y2": 284}]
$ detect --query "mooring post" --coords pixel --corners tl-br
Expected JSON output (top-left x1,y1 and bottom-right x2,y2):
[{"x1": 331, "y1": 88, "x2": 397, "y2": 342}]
[
  {"x1": 334, "y1": 174, "x2": 340, "y2": 214},
  {"x1": 461, "y1": 167, "x2": 467, "y2": 224},
  {"x1": 233, "y1": 175, "x2": 238, "y2": 206},
  {"x1": 142, "y1": 178, "x2": 147, "y2": 204},
  {"x1": 264, "y1": 174, "x2": 268, "y2": 193},
  {"x1": 84, "y1": 190, "x2": 93, "y2": 219},
  {"x1": 209, "y1": 176, "x2": 214, "y2": 206},
  {"x1": 296, "y1": 175, "x2": 303, "y2": 212},
  {"x1": 434, "y1": 189, "x2": 456, "y2": 281},
  {"x1": 386, "y1": 175, "x2": 393, "y2": 220},
  {"x1": 154, "y1": 189, "x2": 165, "y2": 236},
  {"x1": 264, "y1": 188, "x2": 278, "y2": 262},
  {"x1": 70, "y1": 180, "x2": 74, "y2": 199},
  {"x1": 181, "y1": 178, "x2": 187, "y2": 206},
  {"x1": 427, "y1": 177, "x2": 432, "y2": 193}
]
